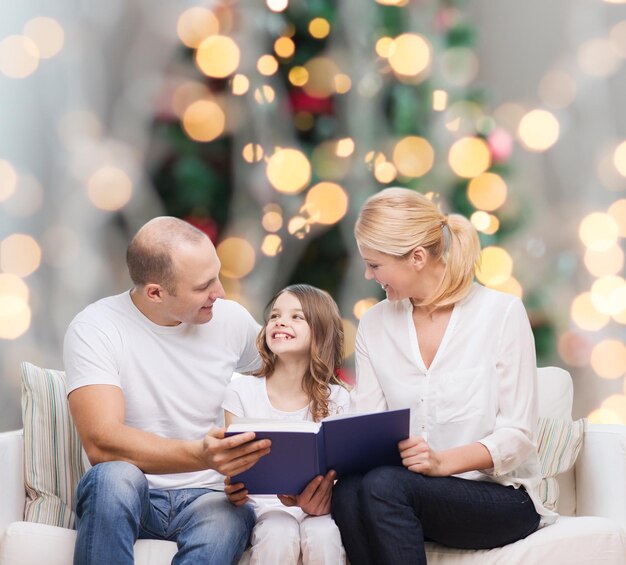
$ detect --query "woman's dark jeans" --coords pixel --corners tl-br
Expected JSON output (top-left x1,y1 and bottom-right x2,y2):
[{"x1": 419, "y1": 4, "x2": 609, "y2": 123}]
[{"x1": 331, "y1": 466, "x2": 540, "y2": 565}]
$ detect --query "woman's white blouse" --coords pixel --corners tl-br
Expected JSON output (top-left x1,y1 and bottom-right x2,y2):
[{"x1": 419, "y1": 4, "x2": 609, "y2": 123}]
[{"x1": 353, "y1": 283, "x2": 556, "y2": 523}]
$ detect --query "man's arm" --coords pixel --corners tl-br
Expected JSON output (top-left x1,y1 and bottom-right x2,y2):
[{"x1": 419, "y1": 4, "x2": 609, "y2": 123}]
[{"x1": 69, "y1": 385, "x2": 271, "y2": 476}]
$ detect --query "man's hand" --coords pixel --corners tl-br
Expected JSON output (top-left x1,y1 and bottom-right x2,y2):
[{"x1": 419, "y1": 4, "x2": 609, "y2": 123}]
[
  {"x1": 399, "y1": 436, "x2": 445, "y2": 476},
  {"x1": 201, "y1": 428, "x2": 271, "y2": 476},
  {"x1": 224, "y1": 476, "x2": 249, "y2": 507},
  {"x1": 277, "y1": 470, "x2": 335, "y2": 516}
]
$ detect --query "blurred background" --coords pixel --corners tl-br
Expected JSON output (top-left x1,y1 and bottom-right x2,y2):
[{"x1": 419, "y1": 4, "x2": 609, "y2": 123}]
[{"x1": 1, "y1": 0, "x2": 625, "y2": 432}]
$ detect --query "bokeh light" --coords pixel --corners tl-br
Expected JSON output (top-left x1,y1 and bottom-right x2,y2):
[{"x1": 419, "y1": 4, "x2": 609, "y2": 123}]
[
  {"x1": 392, "y1": 136, "x2": 434, "y2": 178},
  {"x1": 196, "y1": 35, "x2": 240, "y2": 78},
  {"x1": 261, "y1": 234, "x2": 283, "y2": 257},
  {"x1": 0, "y1": 295, "x2": 31, "y2": 340},
  {"x1": 570, "y1": 292, "x2": 610, "y2": 331},
  {"x1": 374, "y1": 161, "x2": 397, "y2": 184},
  {"x1": 305, "y1": 182, "x2": 349, "y2": 225},
  {"x1": 375, "y1": 36, "x2": 394, "y2": 58},
  {"x1": 448, "y1": 137, "x2": 491, "y2": 178},
  {"x1": 538, "y1": 70, "x2": 577, "y2": 109},
  {"x1": 309, "y1": 18, "x2": 330, "y2": 39},
  {"x1": 257, "y1": 55, "x2": 279, "y2": 76},
  {"x1": 182, "y1": 100, "x2": 225, "y2": 142},
  {"x1": 0, "y1": 234, "x2": 42, "y2": 277},
  {"x1": 601, "y1": 395, "x2": 626, "y2": 423},
  {"x1": 579, "y1": 212, "x2": 619, "y2": 251},
  {"x1": 518, "y1": 109, "x2": 560, "y2": 152},
  {"x1": 288, "y1": 216, "x2": 310, "y2": 239},
  {"x1": 609, "y1": 20, "x2": 626, "y2": 58},
  {"x1": 433, "y1": 89, "x2": 448, "y2": 111},
  {"x1": 467, "y1": 172, "x2": 508, "y2": 211},
  {"x1": 342, "y1": 319, "x2": 357, "y2": 358},
  {"x1": 262, "y1": 211, "x2": 283, "y2": 232},
  {"x1": 177, "y1": 7, "x2": 219, "y2": 48},
  {"x1": 608, "y1": 199, "x2": 626, "y2": 236},
  {"x1": 267, "y1": 148, "x2": 311, "y2": 194},
  {"x1": 584, "y1": 245, "x2": 624, "y2": 277},
  {"x1": 231, "y1": 74, "x2": 250, "y2": 96},
  {"x1": 558, "y1": 331, "x2": 593, "y2": 367},
  {"x1": 0, "y1": 159, "x2": 18, "y2": 202},
  {"x1": 353, "y1": 298, "x2": 379, "y2": 320},
  {"x1": 254, "y1": 85, "x2": 276, "y2": 105},
  {"x1": 217, "y1": 238, "x2": 256, "y2": 279},
  {"x1": 614, "y1": 141, "x2": 626, "y2": 177},
  {"x1": 441, "y1": 47, "x2": 479, "y2": 87},
  {"x1": 23, "y1": 17, "x2": 64, "y2": 59},
  {"x1": 590, "y1": 275, "x2": 626, "y2": 315},
  {"x1": 489, "y1": 276, "x2": 522, "y2": 297},
  {"x1": 274, "y1": 37, "x2": 295, "y2": 59},
  {"x1": 242, "y1": 143, "x2": 264, "y2": 163},
  {"x1": 289, "y1": 66, "x2": 309, "y2": 87},
  {"x1": 336, "y1": 138, "x2": 355, "y2": 157},
  {"x1": 475, "y1": 246, "x2": 513, "y2": 286},
  {"x1": 87, "y1": 166, "x2": 133, "y2": 211},
  {"x1": 388, "y1": 33, "x2": 432, "y2": 78},
  {"x1": 303, "y1": 57, "x2": 338, "y2": 98},
  {"x1": 0, "y1": 35, "x2": 40, "y2": 79},
  {"x1": 577, "y1": 38, "x2": 619, "y2": 77},
  {"x1": 590, "y1": 340, "x2": 626, "y2": 379},
  {"x1": 267, "y1": 0, "x2": 289, "y2": 12},
  {"x1": 172, "y1": 82, "x2": 211, "y2": 117},
  {"x1": 312, "y1": 141, "x2": 351, "y2": 180},
  {"x1": 4, "y1": 174, "x2": 44, "y2": 217},
  {"x1": 587, "y1": 408, "x2": 623, "y2": 425}
]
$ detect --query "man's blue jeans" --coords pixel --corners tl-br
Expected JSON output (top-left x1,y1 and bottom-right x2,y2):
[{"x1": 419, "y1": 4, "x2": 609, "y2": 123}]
[
  {"x1": 73, "y1": 461, "x2": 255, "y2": 565},
  {"x1": 331, "y1": 466, "x2": 540, "y2": 565}
]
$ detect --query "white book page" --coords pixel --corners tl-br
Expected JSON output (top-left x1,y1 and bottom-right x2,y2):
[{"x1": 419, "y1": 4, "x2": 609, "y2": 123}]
[{"x1": 227, "y1": 418, "x2": 321, "y2": 433}]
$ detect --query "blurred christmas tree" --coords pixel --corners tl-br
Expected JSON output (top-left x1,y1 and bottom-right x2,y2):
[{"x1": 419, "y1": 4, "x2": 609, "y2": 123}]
[{"x1": 146, "y1": 0, "x2": 555, "y2": 367}]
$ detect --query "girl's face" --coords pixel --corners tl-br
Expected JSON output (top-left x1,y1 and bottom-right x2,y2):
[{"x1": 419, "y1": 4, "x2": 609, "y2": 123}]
[
  {"x1": 265, "y1": 292, "x2": 312, "y2": 359},
  {"x1": 360, "y1": 246, "x2": 418, "y2": 302}
]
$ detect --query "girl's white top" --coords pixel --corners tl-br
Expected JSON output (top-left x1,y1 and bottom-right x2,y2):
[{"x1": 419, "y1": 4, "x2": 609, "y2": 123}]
[
  {"x1": 353, "y1": 283, "x2": 556, "y2": 525},
  {"x1": 223, "y1": 375, "x2": 351, "y2": 519}
]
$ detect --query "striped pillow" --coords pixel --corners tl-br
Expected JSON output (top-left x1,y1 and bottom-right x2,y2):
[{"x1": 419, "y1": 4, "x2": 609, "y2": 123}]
[
  {"x1": 536, "y1": 416, "x2": 584, "y2": 511},
  {"x1": 21, "y1": 362, "x2": 86, "y2": 529}
]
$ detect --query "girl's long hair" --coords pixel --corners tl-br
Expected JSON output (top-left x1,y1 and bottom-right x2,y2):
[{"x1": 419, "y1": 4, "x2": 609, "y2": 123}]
[{"x1": 254, "y1": 284, "x2": 345, "y2": 422}]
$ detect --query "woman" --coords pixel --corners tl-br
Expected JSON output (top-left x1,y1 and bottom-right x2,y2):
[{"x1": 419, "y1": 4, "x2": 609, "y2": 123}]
[{"x1": 331, "y1": 188, "x2": 555, "y2": 565}]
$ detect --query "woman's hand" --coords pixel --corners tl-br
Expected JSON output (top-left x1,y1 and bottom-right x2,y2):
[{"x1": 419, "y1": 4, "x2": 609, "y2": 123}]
[
  {"x1": 278, "y1": 470, "x2": 336, "y2": 515},
  {"x1": 224, "y1": 476, "x2": 249, "y2": 506},
  {"x1": 399, "y1": 436, "x2": 447, "y2": 476}
]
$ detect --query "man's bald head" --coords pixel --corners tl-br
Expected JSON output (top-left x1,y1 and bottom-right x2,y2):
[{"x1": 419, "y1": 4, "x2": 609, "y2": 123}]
[{"x1": 126, "y1": 217, "x2": 209, "y2": 294}]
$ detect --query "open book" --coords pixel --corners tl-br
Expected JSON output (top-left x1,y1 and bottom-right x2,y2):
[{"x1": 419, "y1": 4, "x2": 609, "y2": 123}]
[{"x1": 225, "y1": 408, "x2": 410, "y2": 495}]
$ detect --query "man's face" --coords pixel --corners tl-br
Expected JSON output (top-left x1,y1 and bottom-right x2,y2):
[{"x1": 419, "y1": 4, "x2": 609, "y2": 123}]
[{"x1": 160, "y1": 238, "x2": 225, "y2": 326}]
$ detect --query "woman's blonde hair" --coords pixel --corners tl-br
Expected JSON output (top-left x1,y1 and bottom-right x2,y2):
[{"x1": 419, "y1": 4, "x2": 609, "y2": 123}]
[
  {"x1": 254, "y1": 284, "x2": 345, "y2": 422},
  {"x1": 355, "y1": 187, "x2": 481, "y2": 308}
]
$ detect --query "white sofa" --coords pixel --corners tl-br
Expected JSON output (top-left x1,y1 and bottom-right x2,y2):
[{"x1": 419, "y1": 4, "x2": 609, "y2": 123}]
[{"x1": 1, "y1": 367, "x2": 626, "y2": 564}]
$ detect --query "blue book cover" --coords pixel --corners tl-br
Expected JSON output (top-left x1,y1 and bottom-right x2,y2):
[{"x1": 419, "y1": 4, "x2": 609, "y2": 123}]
[{"x1": 225, "y1": 408, "x2": 410, "y2": 495}]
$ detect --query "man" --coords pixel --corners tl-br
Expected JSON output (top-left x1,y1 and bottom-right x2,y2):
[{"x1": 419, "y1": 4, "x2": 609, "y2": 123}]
[{"x1": 64, "y1": 217, "x2": 270, "y2": 565}]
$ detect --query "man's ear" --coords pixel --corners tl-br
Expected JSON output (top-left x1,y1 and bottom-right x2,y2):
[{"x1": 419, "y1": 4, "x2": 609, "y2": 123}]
[
  {"x1": 144, "y1": 283, "x2": 164, "y2": 303},
  {"x1": 410, "y1": 246, "x2": 428, "y2": 270}
]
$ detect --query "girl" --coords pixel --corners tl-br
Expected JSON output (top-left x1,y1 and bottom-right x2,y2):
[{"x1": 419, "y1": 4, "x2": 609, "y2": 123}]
[{"x1": 222, "y1": 284, "x2": 349, "y2": 565}]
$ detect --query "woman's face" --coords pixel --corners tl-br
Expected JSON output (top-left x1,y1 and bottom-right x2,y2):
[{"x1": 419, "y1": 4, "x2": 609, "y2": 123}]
[{"x1": 359, "y1": 246, "x2": 418, "y2": 302}]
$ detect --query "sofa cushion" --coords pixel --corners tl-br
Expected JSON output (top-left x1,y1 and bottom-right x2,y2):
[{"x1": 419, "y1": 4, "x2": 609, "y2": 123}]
[
  {"x1": 424, "y1": 515, "x2": 626, "y2": 565},
  {"x1": 20, "y1": 362, "x2": 85, "y2": 529},
  {"x1": 536, "y1": 417, "x2": 584, "y2": 511},
  {"x1": 0, "y1": 522, "x2": 177, "y2": 565}
]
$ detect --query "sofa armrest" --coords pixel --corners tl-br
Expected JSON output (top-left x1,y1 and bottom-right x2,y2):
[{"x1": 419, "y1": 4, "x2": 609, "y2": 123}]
[
  {"x1": 575, "y1": 423, "x2": 626, "y2": 527},
  {"x1": 0, "y1": 430, "x2": 25, "y2": 533}
]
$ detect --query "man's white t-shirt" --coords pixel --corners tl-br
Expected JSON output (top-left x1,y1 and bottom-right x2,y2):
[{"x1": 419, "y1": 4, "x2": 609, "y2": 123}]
[{"x1": 63, "y1": 291, "x2": 260, "y2": 490}]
